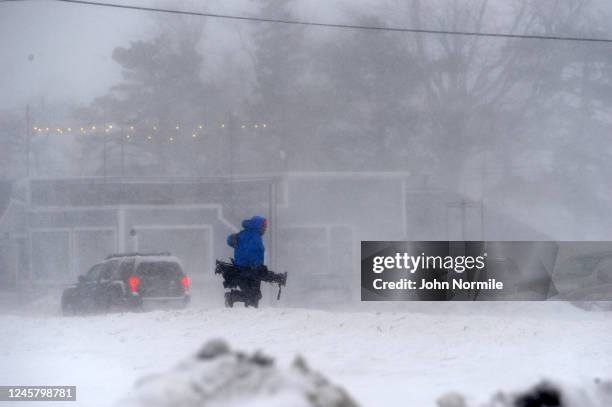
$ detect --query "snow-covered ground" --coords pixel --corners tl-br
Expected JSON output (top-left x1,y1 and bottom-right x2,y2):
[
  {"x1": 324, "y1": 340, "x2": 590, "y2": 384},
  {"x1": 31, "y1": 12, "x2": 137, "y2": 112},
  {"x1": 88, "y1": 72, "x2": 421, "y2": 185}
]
[{"x1": 1, "y1": 302, "x2": 611, "y2": 406}]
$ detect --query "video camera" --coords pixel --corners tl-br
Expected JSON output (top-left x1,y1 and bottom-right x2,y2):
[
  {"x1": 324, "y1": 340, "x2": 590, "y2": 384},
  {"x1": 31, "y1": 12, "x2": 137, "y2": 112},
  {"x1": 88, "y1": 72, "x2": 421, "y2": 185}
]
[{"x1": 215, "y1": 260, "x2": 287, "y2": 299}]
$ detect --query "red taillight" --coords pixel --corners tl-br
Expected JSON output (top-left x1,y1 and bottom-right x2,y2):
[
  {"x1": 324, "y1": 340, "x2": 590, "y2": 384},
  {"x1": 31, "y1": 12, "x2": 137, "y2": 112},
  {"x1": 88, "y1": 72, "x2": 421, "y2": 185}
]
[
  {"x1": 181, "y1": 276, "x2": 190, "y2": 291},
  {"x1": 127, "y1": 275, "x2": 140, "y2": 293}
]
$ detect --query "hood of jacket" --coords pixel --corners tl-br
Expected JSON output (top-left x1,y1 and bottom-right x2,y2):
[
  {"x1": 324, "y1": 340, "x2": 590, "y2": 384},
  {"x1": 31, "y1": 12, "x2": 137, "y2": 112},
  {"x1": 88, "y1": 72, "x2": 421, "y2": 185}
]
[{"x1": 241, "y1": 216, "x2": 267, "y2": 232}]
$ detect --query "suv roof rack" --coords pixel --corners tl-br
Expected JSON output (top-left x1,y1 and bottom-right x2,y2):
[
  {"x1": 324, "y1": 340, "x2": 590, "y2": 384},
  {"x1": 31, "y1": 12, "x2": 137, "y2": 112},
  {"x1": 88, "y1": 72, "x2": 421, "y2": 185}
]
[{"x1": 105, "y1": 252, "x2": 172, "y2": 260}]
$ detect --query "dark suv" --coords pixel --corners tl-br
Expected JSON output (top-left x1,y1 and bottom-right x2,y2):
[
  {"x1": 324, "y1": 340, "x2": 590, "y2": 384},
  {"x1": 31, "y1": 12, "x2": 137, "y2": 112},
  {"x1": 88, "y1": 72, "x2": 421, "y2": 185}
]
[{"x1": 61, "y1": 253, "x2": 190, "y2": 315}]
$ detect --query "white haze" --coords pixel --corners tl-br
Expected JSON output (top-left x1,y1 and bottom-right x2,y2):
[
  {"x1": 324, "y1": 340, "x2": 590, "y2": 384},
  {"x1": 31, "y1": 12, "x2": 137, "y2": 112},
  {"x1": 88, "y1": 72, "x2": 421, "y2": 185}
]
[
  {"x1": 2, "y1": 1, "x2": 612, "y2": 303},
  {"x1": 2, "y1": 3, "x2": 612, "y2": 406}
]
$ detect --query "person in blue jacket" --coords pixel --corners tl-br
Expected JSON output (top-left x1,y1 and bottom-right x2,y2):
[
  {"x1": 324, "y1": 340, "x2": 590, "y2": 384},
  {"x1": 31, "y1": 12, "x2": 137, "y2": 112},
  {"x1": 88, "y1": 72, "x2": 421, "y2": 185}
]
[
  {"x1": 227, "y1": 215, "x2": 267, "y2": 269},
  {"x1": 225, "y1": 215, "x2": 268, "y2": 307}
]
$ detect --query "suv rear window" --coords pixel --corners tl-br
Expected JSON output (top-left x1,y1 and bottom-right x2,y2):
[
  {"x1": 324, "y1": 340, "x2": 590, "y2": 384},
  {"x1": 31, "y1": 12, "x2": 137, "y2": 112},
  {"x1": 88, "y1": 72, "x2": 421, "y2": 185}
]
[{"x1": 136, "y1": 261, "x2": 183, "y2": 277}]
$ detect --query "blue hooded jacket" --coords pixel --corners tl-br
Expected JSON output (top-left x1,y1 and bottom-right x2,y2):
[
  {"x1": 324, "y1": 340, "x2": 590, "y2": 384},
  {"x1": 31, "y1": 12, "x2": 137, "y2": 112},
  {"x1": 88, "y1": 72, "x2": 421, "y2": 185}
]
[{"x1": 227, "y1": 216, "x2": 266, "y2": 268}]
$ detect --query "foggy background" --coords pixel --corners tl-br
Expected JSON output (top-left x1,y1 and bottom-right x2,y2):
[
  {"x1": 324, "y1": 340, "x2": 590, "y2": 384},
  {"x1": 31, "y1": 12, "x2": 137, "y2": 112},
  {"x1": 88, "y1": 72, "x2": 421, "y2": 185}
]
[
  {"x1": 3, "y1": 4, "x2": 612, "y2": 405},
  {"x1": 2, "y1": 0, "x2": 612, "y2": 308}
]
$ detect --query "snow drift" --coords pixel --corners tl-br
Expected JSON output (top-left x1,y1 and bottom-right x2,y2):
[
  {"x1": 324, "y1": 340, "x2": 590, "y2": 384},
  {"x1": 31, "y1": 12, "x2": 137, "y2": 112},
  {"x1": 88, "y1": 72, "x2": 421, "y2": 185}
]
[
  {"x1": 3, "y1": 304, "x2": 612, "y2": 406},
  {"x1": 438, "y1": 379, "x2": 612, "y2": 407},
  {"x1": 116, "y1": 338, "x2": 358, "y2": 407}
]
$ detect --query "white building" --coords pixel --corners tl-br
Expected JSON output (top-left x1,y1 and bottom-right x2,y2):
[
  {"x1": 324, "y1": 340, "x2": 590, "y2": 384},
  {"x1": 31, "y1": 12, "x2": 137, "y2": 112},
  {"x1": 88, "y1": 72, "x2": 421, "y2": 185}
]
[{"x1": 0, "y1": 174, "x2": 547, "y2": 304}]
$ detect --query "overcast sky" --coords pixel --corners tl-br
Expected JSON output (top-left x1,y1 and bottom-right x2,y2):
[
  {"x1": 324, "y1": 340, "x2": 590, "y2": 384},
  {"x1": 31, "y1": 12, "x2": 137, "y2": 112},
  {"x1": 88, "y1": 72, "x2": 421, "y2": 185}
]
[
  {"x1": 0, "y1": 0, "x2": 350, "y2": 111},
  {"x1": 1, "y1": 0, "x2": 149, "y2": 111},
  {"x1": 2, "y1": 0, "x2": 611, "y2": 112}
]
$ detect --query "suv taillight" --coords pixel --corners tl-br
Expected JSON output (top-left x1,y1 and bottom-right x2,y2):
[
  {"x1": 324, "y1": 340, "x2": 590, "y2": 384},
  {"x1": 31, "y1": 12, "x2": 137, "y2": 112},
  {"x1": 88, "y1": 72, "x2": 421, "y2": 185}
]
[
  {"x1": 181, "y1": 276, "x2": 190, "y2": 292},
  {"x1": 127, "y1": 275, "x2": 140, "y2": 293}
]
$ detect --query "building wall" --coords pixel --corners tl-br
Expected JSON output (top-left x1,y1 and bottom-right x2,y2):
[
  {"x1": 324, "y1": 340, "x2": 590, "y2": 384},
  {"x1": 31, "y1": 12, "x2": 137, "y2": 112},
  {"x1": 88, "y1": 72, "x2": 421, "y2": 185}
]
[
  {"x1": 1, "y1": 176, "x2": 549, "y2": 301},
  {"x1": 25, "y1": 205, "x2": 236, "y2": 287}
]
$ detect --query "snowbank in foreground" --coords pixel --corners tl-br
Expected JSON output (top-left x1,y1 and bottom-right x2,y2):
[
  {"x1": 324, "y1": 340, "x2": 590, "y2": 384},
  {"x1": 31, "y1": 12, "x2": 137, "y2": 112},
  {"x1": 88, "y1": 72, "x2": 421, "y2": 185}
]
[
  {"x1": 438, "y1": 379, "x2": 612, "y2": 407},
  {"x1": 116, "y1": 336, "x2": 612, "y2": 407},
  {"x1": 116, "y1": 338, "x2": 357, "y2": 407},
  {"x1": 2, "y1": 304, "x2": 612, "y2": 406}
]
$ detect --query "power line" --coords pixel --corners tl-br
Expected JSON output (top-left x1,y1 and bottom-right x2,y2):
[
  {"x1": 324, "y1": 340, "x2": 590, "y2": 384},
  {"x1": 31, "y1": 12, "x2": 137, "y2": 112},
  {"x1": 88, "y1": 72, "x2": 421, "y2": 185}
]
[{"x1": 49, "y1": 0, "x2": 612, "y2": 44}]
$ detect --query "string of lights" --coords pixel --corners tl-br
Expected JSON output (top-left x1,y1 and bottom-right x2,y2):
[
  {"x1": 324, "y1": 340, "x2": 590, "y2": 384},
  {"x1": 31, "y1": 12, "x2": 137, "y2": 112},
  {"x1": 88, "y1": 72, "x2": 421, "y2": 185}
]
[{"x1": 30, "y1": 122, "x2": 270, "y2": 143}]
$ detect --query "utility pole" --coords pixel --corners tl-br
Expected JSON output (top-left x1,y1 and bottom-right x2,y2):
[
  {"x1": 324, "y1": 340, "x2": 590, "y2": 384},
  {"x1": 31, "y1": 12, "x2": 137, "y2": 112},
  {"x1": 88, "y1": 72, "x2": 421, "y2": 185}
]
[
  {"x1": 103, "y1": 122, "x2": 107, "y2": 182},
  {"x1": 480, "y1": 151, "x2": 488, "y2": 241},
  {"x1": 25, "y1": 104, "x2": 31, "y2": 177},
  {"x1": 461, "y1": 199, "x2": 466, "y2": 241},
  {"x1": 268, "y1": 180, "x2": 278, "y2": 271},
  {"x1": 120, "y1": 125, "x2": 125, "y2": 177},
  {"x1": 227, "y1": 112, "x2": 236, "y2": 222}
]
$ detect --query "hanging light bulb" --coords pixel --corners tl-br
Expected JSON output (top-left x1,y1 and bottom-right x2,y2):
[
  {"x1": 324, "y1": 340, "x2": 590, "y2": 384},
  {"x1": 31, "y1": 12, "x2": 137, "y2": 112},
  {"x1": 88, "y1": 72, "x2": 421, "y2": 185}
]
[
  {"x1": 192, "y1": 133, "x2": 197, "y2": 138},
  {"x1": 153, "y1": 126, "x2": 157, "y2": 131},
  {"x1": 147, "y1": 135, "x2": 152, "y2": 140},
  {"x1": 175, "y1": 125, "x2": 180, "y2": 130},
  {"x1": 169, "y1": 137, "x2": 174, "y2": 142},
  {"x1": 262, "y1": 123, "x2": 267, "y2": 128},
  {"x1": 254, "y1": 124, "x2": 259, "y2": 128},
  {"x1": 67, "y1": 128, "x2": 72, "y2": 132},
  {"x1": 241, "y1": 124, "x2": 246, "y2": 129},
  {"x1": 220, "y1": 123, "x2": 225, "y2": 128},
  {"x1": 198, "y1": 124, "x2": 203, "y2": 129},
  {"x1": 129, "y1": 125, "x2": 134, "y2": 131}
]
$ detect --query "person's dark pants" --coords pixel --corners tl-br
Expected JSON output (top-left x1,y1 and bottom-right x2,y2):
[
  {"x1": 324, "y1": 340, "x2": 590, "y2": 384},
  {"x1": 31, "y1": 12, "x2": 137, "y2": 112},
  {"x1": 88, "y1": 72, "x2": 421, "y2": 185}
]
[
  {"x1": 225, "y1": 269, "x2": 262, "y2": 307},
  {"x1": 239, "y1": 278, "x2": 262, "y2": 307}
]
